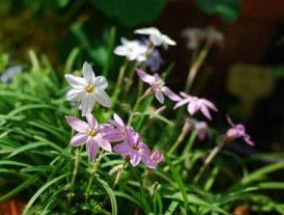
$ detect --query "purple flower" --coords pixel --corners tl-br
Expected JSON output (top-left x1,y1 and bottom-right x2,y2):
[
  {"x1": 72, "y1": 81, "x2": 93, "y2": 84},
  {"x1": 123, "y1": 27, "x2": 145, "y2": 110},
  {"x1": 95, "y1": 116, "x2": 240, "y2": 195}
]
[
  {"x1": 103, "y1": 114, "x2": 134, "y2": 143},
  {"x1": 150, "y1": 151, "x2": 164, "y2": 167},
  {"x1": 174, "y1": 92, "x2": 217, "y2": 120},
  {"x1": 146, "y1": 49, "x2": 164, "y2": 72},
  {"x1": 113, "y1": 130, "x2": 155, "y2": 169},
  {"x1": 136, "y1": 69, "x2": 180, "y2": 104},
  {"x1": 65, "y1": 113, "x2": 112, "y2": 160},
  {"x1": 225, "y1": 116, "x2": 254, "y2": 146},
  {"x1": 189, "y1": 119, "x2": 210, "y2": 141}
]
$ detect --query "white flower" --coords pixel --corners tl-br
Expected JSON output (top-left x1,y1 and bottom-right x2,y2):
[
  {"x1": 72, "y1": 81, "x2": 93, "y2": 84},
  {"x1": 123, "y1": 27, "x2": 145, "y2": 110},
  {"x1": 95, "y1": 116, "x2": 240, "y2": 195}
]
[
  {"x1": 134, "y1": 27, "x2": 176, "y2": 49},
  {"x1": 205, "y1": 26, "x2": 224, "y2": 46},
  {"x1": 65, "y1": 62, "x2": 112, "y2": 116},
  {"x1": 182, "y1": 26, "x2": 224, "y2": 49},
  {"x1": 114, "y1": 38, "x2": 148, "y2": 62},
  {"x1": 182, "y1": 28, "x2": 205, "y2": 50}
]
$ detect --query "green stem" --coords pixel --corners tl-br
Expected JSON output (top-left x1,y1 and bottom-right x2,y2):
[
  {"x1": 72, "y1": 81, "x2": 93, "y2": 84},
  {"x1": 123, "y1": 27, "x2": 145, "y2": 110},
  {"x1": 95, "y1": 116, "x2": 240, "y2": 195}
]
[
  {"x1": 193, "y1": 139, "x2": 226, "y2": 183},
  {"x1": 112, "y1": 161, "x2": 128, "y2": 188},
  {"x1": 127, "y1": 90, "x2": 150, "y2": 126},
  {"x1": 85, "y1": 152, "x2": 105, "y2": 201},
  {"x1": 111, "y1": 59, "x2": 129, "y2": 109},
  {"x1": 103, "y1": 26, "x2": 116, "y2": 77},
  {"x1": 182, "y1": 130, "x2": 198, "y2": 156},
  {"x1": 169, "y1": 118, "x2": 191, "y2": 154},
  {"x1": 185, "y1": 41, "x2": 211, "y2": 93}
]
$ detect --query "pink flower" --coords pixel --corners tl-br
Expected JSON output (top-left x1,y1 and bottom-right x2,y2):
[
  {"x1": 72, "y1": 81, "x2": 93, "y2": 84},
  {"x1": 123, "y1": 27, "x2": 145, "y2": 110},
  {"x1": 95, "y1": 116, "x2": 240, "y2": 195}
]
[
  {"x1": 189, "y1": 119, "x2": 210, "y2": 141},
  {"x1": 103, "y1": 114, "x2": 134, "y2": 143},
  {"x1": 150, "y1": 151, "x2": 164, "y2": 167},
  {"x1": 225, "y1": 116, "x2": 254, "y2": 146},
  {"x1": 136, "y1": 69, "x2": 180, "y2": 104},
  {"x1": 174, "y1": 92, "x2": 217, "y2": 120},
  {"x1": 113, "y1": 130, "x2": 155, "y2": 169},
  {"x1": 65, "y1": 113, "x2": 112, "y2": 160}
]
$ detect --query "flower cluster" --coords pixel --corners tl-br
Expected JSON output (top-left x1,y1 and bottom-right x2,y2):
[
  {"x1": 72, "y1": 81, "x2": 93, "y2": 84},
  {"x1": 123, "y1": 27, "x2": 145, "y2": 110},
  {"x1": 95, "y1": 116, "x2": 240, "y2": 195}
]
[
  {"x1": 114, "y1": 27, "x2": 176, "y2": 72},
  {"x1": 64, "y1": 61, "x2": 163, "y2": 169},
  {"x1": 182, "y1": 26, "x2": 224, "y2": 50},
  {"x1": 64, "y1": 26, "x2": 254, "y2": 172}
]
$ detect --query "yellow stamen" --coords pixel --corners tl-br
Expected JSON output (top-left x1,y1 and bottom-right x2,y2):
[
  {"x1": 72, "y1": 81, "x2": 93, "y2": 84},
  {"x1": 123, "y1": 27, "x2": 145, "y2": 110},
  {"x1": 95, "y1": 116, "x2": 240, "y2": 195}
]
[
  {"x1": 85, "y1": 85, "x2": 94, "y2": 93},
  {"x1": 88, "y1": 130, "x2": 97, "y2": 137}
]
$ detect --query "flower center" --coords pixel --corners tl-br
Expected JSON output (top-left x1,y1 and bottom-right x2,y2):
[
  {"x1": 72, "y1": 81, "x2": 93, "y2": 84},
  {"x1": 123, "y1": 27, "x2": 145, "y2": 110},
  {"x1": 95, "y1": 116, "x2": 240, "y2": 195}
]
[
  {"x1": 132, "y1": 145, "x2": 140, "y2": 151},
  {"x1": 85, "y1": 85, "x2": 94, "y2": 93},
  {"x1": 88, "y1": 129, "x2": 97, "y2": 137}
]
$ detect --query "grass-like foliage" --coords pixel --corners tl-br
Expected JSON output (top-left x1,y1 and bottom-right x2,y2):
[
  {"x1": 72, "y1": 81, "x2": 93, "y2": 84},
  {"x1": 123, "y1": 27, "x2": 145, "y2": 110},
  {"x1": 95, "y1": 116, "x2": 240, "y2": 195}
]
[{"x1": 1, "y1": 27, "x2": 284, "y2": 215}]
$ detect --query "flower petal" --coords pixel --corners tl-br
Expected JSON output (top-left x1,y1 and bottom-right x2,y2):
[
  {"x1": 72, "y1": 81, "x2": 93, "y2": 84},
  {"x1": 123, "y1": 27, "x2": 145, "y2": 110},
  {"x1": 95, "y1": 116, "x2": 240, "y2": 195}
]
[
  {"x1": 70, "y1": 133, "x2": 88, "y2": 146},
  {"x1": 113, "y1": 114, "x2": 125, "y2": 126},
  {"x1": 86, "y1": 113, "x2": 97, "y2": 129},
  {"x1": 65, "y1": 74, "x2": 86, "y2": 89},
  {"x1": 187, "y1": 101, "x2": 199, "y2": 115},
  {"x1": 86, "y1": 140, "x2": 99, "y2": 161},
  {"x1": 94, "y1": 76, "x2": 108, "y2": 89},
  {"x1": 162, "y1": 34, "x2": 176, "y2": 47},
  {"x1": 114, "y1": 142, "x2": 131, "y2": 157},
  {"x1": 65, "y1": 116, "x2": 89, "y2": 132},
  {"x1": 200, "y1": 106, "x2": 212, "y2": 120},
  {"x1": 136, "y1": 69, "x2": 155, "y2": 83},
  {"x1": 66, "y1": 89, "x2": 84, "y2": 101},
  {"x1": 114, "y1": 46, "x2": 127, "y2": 56},
  {"x1": 130, "y1": 152, "x2": 141, "y2": 166},
  {"x1": 202, "y1": 99, "x2": 218, "y2": 111},
  {"x1": 134, "y1": 27, "x2": 158, "y2": 35},
  {"x1": 150, "y1": 33, "x2": 163, "y2": 46},
  {"x1": 81, "y1": 95, "x2": 96, "y2": 116},
  {"x1": 82, "y1": 62, "x2": 95, "y2": 84},
  {"x1": 162, "y1": 87, "x2": 181, "y2": 101},
  {"x1": 174, "y1": 98, "x2": 189, "y2": 110},
  {"x1": 94, "y1": 90, "x2": 112, "y2": 108},
  {"x1": 96, "y1": 135, "x2": 112, "y2": 152},
  {"x1": 155, "y1": 90, "x2": 165, "y2": 104}
]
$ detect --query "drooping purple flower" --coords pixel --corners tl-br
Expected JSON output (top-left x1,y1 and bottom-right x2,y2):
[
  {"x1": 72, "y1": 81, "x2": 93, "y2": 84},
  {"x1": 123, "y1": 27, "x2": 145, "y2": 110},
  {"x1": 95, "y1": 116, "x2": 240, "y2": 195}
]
[
  {"x1": 103, "y1": 114, "x2": 134, "y2": 143},
  {"x1": 150, "y1": 151, "x2": 164, "y2": 167},
  {"x1": 113, "y1": 129, "x2": 155, "y2": 169},
  {"x1": 146, "y1": 49, "x2": 164, "y2": 72},
  {"x1": 225, "y1": 116, "x2": 254, "y2": 146},
  {"x1": 174, "y1": 92, "x2": 217, "y2": 120},
  {"x1": 65, "y1": 113, "x2": 112, "y2": 160},
  {"x1": 189, "y1": 119, "x2": 210, "y2": 141},
  {"x1": 136, "y1": 69, "x2": 180, "y2": 104}
]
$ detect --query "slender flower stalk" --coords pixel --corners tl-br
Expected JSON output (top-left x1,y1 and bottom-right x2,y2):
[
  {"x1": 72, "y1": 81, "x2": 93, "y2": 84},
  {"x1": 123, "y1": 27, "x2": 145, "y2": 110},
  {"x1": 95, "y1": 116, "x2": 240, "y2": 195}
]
[
  {"x1": 127, "y1": 90, "x2": 150, "y2": 125},
  {"x1": 169, "y1": 118, "x2": 191, "y2": 154},
  {"x1": 85, "y1": 152, "x2": 105, "y2": 201},
  {"x1": 194, "y1": 117, "x2": 254, "y2": 183},
  {"x1": 185, "y1": 40, "x2": 211, "y2": 92},
  {"x1": 111, "y1": 59, "x2": 129, "y2": 107}
]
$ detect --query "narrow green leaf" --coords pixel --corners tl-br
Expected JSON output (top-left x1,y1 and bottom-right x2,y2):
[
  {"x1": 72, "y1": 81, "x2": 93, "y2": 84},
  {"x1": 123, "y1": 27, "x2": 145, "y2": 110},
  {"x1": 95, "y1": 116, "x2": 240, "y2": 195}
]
[
  {"x1": 241, "y1": 162, "x2": 284, "y2": 185},
  {"x1": 0, "y1": 176, "x2": 38, "y2": 202},
  {"x1": 97, "y1": 177, "x2": 117, "y2": 215},
  {"x1": 22, "y1": 173, "x2": 70, "y2": 215},
  {"x1": 164, "y1": 153, "x2": 189, "y2": 208}
]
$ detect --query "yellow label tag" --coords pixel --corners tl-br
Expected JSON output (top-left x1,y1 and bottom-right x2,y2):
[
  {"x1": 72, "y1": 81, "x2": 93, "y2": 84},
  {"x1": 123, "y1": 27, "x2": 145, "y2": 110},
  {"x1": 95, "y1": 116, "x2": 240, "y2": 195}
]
[{"x1": 227, "y1": 64, "x2": 275, "y2": 117}]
